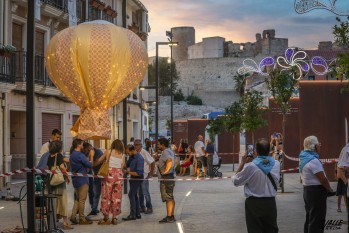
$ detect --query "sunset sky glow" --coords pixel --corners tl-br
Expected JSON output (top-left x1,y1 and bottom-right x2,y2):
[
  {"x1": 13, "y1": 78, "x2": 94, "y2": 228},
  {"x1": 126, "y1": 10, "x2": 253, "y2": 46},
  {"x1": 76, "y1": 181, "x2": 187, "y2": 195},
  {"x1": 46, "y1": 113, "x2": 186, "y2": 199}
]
[{"x1": 141, "y1": 0, "x2": 349, "y2": 57}]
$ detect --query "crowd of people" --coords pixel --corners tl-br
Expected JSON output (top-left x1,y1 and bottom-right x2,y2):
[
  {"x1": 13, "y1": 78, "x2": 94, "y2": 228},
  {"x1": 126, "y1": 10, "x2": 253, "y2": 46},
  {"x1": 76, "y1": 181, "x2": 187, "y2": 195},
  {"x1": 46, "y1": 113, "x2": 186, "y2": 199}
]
[
  {"x1": 37, "y1": 129, "x2": 349, "y2": 233},
  {"x1": 36, "y1": 129, "x2": 177, "y2": 230}
]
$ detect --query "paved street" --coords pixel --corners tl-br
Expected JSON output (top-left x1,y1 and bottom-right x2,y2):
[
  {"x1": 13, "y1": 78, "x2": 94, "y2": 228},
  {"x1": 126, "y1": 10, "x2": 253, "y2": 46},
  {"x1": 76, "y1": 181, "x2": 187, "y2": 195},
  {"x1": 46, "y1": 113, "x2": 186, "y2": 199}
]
[{"x1": 0, "y1": 164, "x2": 347, "y2": 233}]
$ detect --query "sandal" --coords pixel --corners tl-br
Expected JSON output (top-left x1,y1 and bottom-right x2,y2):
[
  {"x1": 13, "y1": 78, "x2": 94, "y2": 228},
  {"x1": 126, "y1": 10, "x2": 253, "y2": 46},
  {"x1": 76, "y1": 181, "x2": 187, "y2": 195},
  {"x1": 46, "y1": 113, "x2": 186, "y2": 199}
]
[
  {"x1": 98, "y1": 218, "x2": 111, "y2": 225},
  {"x1": 63, "y1": 224, "x2": 74, "y2": 230},
  {"x1": 111, "y1": 218, "x2": 117, "y2": 225}
]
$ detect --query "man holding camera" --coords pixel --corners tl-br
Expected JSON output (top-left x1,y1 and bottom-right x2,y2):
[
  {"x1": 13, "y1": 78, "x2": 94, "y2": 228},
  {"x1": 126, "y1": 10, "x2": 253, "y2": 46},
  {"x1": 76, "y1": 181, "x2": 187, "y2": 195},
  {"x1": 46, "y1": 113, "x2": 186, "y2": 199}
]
[
  {"x1": 233, "y1": 138, "x2": 280, "y2": 233},
  {"x1": 270, "y1": 133, "x2": 283, "y2": 161}
]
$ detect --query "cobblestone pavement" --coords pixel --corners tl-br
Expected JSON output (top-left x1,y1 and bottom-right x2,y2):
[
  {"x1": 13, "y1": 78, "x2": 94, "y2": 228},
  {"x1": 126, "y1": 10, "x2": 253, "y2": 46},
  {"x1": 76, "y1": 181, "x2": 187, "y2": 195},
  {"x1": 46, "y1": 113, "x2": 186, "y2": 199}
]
[{"x1": 0, "y1": 164, "x2": 347, "y2": 233}]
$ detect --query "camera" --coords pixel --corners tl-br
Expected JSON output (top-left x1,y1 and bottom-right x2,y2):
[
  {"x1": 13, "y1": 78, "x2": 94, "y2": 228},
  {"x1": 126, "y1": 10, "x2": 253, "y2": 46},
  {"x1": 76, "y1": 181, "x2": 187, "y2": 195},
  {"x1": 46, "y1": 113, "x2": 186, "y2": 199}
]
[{"x1": 247, "y1": 144, "x2": 254, "y2": 157}]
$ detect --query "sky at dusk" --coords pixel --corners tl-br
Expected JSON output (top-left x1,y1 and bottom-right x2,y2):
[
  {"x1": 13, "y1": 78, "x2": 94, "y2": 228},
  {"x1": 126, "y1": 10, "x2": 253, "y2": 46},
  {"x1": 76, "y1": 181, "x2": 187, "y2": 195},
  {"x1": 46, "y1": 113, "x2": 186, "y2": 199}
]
[{"x1": 141, "y1": 0, "x2": 349, "y2": 57}]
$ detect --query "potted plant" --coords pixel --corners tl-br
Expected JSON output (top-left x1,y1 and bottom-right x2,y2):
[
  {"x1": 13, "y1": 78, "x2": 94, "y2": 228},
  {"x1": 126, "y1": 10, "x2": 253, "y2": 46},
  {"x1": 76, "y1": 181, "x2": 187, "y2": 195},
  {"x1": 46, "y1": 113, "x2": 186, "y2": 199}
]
[
  {"x1": 104, "y1": 6, "x2": 113, "y2": 15},
  {"x1": 97, "y1": 1, "x2": 105, "y2": 10},
  {"x1": 89, "y1": 0, "x2": 100, "y2": 8},
  {"x1": 111, "y1": 11, "x2": 117, "y2": 18},
  {"x1": 0, "y1": 44, "x2": 16, "y2": 57}
]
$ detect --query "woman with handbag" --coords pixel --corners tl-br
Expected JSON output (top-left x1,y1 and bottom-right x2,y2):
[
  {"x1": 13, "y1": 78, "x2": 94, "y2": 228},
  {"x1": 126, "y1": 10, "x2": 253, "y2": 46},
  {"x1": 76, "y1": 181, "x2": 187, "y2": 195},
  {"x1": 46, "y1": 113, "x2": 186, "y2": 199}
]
[
  {"x1": 97, "y1": 139, "x2": 125, "y2": 225},
  {"x1": 47, "y1": 141, "x2": 73, "y2": 230}
]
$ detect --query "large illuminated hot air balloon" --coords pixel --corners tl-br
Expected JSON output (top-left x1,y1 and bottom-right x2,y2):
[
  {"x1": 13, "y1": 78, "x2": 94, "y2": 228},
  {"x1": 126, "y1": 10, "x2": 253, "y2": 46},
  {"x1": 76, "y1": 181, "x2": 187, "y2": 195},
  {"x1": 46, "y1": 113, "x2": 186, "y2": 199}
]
[{"x1": 45, "y1": 20, "x2": 148, "y2": 139}]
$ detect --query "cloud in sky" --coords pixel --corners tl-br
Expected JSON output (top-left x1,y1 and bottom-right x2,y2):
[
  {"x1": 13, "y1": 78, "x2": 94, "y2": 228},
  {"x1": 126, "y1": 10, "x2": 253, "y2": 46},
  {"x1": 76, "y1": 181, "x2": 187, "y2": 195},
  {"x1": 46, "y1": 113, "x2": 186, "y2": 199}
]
[{"x1": 141, "y1": 0, "x2": 349, "y2": 57}]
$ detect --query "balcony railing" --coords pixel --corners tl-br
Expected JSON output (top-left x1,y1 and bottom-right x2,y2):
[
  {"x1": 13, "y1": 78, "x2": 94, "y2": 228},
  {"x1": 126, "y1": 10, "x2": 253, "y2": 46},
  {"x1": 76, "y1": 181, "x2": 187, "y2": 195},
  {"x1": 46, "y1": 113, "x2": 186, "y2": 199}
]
[
  {"x1": 42, "y1": 0, "x2": 68, "y2": 12},
  {"x1": 0, "y1": 53, "x2": 16, "y2": 84},
  {"x1": 14, "y1": 51, "x2": 55, "y2": 87}
]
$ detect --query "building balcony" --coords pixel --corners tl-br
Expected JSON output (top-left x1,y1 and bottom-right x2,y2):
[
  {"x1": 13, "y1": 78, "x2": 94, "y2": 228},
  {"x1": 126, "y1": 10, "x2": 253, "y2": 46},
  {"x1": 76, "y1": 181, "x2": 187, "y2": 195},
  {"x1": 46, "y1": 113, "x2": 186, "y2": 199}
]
[
  {"x1": 0, "y1": 53, "x2": 16, "y2": 84},
  {"x1": 41, "y1": 0, "x2": 68, "y2": 18},
  {"x1": 0, "y1": 52, "x2": 17, "y2": 93},
  {"x1": 11, "y1": 51, "x2": 62, "y2": 96}
]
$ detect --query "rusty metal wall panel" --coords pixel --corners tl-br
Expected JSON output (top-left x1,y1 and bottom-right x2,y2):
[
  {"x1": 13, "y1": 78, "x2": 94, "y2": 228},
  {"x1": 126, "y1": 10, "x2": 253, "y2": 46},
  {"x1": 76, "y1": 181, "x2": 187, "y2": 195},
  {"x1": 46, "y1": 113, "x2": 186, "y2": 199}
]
[
  {"x1": 299, "y1": 81, "x2": 349, "y2": 181},
  {"x1": 173, "y1": 120, "x2": 188, "y2": 146},
  {"x1": 245, "y1": 100, "x2": 300, "y2": 170},
  {"x1": 269, "y1": 98, "x2": 301, "y2": 170},
  {"x1": 187, "y1": 119, "x2": 208, "y2": 146},
  {"x1": 218, "y1": 130, "x2": 240, "y2": 163}
]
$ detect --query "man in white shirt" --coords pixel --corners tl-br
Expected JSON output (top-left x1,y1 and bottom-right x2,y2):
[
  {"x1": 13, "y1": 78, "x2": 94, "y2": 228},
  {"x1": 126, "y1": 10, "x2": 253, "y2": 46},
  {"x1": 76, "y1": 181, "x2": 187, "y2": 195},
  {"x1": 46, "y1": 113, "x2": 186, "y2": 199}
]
[
  {"x1": 233, "y1": 138, "x2": 280, "y2": 233},
  {"x1": 194, "y1": 135, "x2": 206, "y2": 176},
  {"x1": 299, "y1": 136, "x2": 334, "y2": 233},
  {"x1": 134, "y1": 139, "x2": 155, "y2": 214},
  {"x1": 340, "y1": 143, "x2": 349, "y2": 231},
  {"x1": 39, "y1": 129, "x2": 62, "y2": 154},
  {"x1": 37, "y1": 129, "x2": 62, "y2": 169}
]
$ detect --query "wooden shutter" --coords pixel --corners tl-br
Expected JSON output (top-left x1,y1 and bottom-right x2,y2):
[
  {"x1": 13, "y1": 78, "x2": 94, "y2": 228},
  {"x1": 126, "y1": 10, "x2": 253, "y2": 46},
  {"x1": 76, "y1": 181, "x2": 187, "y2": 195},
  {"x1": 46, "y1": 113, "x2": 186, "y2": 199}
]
[
  {"x1": 12, "y1": 23, "x2": 23, "y2": 50},
  {"x1": 42, "y1": 113, "x2": 62, "y2": 144},
  {"x1": 35, "y1": 30, "x2": 45, "y2": 56}
]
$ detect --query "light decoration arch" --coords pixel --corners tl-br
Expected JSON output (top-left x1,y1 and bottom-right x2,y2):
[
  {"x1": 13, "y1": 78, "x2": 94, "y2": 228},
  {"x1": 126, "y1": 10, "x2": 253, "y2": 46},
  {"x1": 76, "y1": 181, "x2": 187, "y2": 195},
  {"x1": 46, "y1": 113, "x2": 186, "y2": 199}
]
[{"x1": 238, "y1": 47, "x2": 336, "y2": 80}]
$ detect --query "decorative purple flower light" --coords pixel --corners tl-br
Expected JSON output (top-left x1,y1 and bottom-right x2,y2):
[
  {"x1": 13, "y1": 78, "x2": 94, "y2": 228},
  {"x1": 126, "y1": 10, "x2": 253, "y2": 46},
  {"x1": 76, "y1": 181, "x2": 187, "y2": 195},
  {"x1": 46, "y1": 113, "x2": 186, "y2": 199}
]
[
  {"x1": 238, "y1": 57, "x2": 275, "y2": 76},
  {"x1": 310, "y1": 56, "x2": 331, "y2": 76},
  {"x1": 277, "y1": 48, "x2": 309, "y2": 80}
]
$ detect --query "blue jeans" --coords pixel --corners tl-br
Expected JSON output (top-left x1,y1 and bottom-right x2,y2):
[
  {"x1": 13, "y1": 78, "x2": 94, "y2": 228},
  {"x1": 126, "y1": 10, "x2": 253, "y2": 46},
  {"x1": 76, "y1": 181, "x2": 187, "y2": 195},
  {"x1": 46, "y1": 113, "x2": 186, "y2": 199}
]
[
  {"x1": 88, "y1": 177, "x2": 102, "y2": 213},
  {"x1": 138, "y1": 179, "x2": 152, "y2": 209},
  {"x1": 129, "y1": 179, "x2": 143, "y2": 217}
]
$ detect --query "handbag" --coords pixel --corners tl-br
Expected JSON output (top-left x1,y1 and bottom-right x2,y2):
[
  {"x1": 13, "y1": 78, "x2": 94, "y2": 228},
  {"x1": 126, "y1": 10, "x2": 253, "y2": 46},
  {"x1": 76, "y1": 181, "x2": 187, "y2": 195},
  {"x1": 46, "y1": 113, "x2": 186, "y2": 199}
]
[
  {"x1": 50, "y1": 155, "x2": 65, "y2": 186},
  {"x1": 97, "y1": 150, "x2": 111, "y2": 177},
  {"x1": 213, "y1": 151, "x2": 219, "y2": 165}
]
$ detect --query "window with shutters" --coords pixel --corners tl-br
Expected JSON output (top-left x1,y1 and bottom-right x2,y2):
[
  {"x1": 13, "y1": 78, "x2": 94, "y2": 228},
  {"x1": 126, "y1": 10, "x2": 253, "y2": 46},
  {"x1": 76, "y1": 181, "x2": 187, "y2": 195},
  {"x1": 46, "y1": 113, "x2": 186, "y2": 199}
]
[
  {"x1": 12, "y1": 22, "x2": 24, "y2": 81},
  {"x1": 35, "y1": 30, "x2": 45, "y2": 56},
  {"x1": 42, "y1": 113, "x2": 62, "y2": 145},
  {"x1": 12, "y1": 22, "x2": 23, "y2": 51}
]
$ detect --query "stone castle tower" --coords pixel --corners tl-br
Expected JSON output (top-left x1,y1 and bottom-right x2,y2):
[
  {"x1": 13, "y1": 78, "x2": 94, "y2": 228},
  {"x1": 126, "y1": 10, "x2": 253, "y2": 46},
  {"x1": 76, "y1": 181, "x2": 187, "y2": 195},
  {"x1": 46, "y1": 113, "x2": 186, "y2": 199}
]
[{"x1": 171, "y1": 27, "x2": 195, "y2": 62}]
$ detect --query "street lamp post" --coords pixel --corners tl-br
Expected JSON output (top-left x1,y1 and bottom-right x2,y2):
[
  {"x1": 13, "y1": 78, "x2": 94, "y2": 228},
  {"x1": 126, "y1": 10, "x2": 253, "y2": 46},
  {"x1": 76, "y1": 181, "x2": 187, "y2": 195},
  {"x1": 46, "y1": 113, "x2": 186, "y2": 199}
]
[
  {"x1": 26, "y1": 1, "x2": 35, "y2": 232},
  {"x1": 166, "y1": 30, "x2": 175, "y2": 141},
  {"x1": 155, "y1": 41, "x2": 178, "y2": 149},
  {"x1": 122, "y1": 0, "x2": 127, "y2": 195}
]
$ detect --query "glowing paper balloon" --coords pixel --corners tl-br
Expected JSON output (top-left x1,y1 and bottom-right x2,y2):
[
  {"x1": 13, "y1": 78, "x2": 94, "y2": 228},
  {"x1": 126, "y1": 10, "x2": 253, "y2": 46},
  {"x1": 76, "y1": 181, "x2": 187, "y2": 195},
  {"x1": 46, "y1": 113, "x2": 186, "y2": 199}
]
[{"x1": 45, "y1": 20, "x2": 148, "y2": 139}]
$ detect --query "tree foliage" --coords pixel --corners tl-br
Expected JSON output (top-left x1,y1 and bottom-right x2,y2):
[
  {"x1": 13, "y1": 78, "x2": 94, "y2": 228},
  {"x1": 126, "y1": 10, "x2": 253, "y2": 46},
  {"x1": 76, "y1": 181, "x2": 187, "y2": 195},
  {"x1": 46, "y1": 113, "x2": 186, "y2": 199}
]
[
  {"x1": 233, "y1": 72, "x2": 249, "y2": 97},
  {"x1": 165, "y1": 118, "x2": 171, "y2": 130},
  {"x1": 241, "y1": 91, "x2": 267, "y2": 142},
  {"x1": 332, "y1": 17, "x2": 349, "y2": 81},
  {"x1": 265, "y1": 69, "x2": 298, "y2": 193},
  {"x1": 186, "y1": 94, "x2": 203, "y2": 105},
  {"x1": 207, "y1": 117, "x2": 224, "y2": 142},
  {"x1": 266, "y1": 69, "x2": 298, "y2": 115},
  {"x1": 173, "y1": 88, "x2": 185, "y2": 101},
  {"x1": 148, "y1": 57, "x2": 180, "y2": 96},
  {"x1": 333, "y1": 17, "x2": 349, "y2": 47},
  {"x1": 223, "y1": 101, "x2": 244, "y2": 134},
  {"x1": 207, "y1": 90, "x2": 265, "y2": 143}
]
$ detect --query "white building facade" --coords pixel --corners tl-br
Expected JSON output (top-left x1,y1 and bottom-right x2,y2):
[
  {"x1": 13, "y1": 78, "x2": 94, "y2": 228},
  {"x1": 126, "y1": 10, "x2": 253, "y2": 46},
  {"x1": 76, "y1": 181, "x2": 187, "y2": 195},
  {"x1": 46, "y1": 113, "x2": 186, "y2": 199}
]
[{"x1": 0, "y1": 0, "x2": 150, "y2": 185}]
